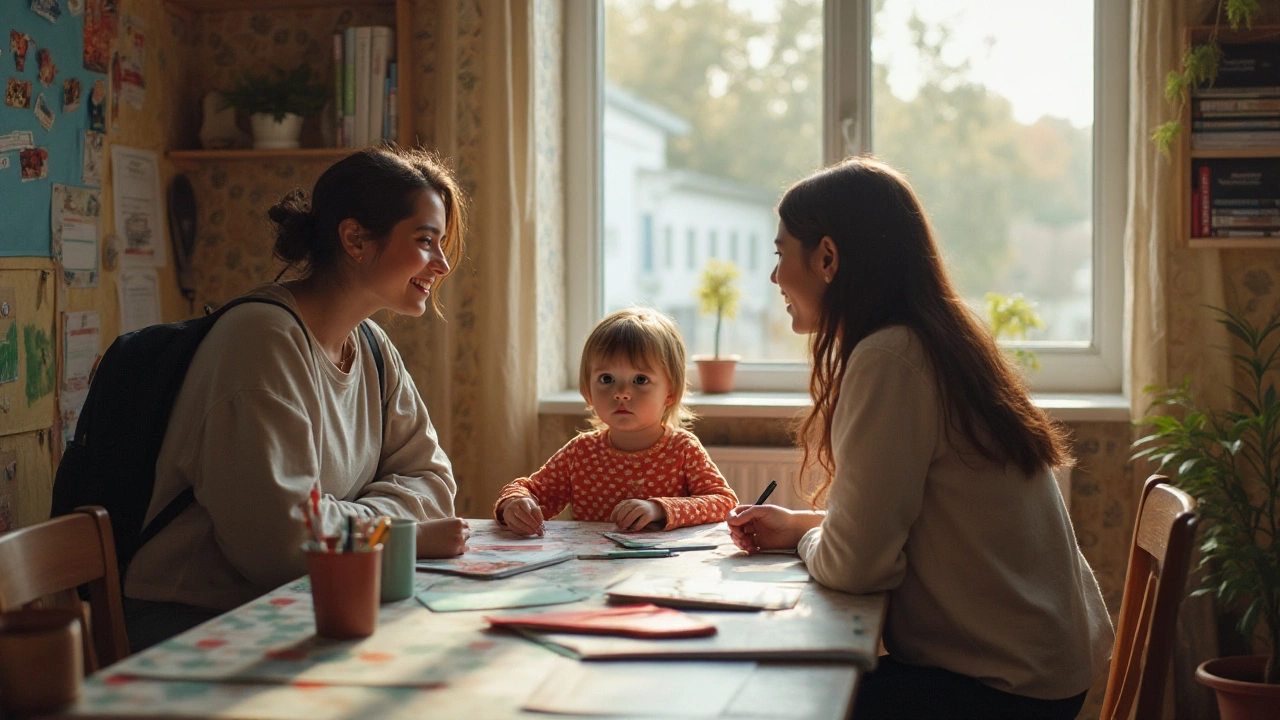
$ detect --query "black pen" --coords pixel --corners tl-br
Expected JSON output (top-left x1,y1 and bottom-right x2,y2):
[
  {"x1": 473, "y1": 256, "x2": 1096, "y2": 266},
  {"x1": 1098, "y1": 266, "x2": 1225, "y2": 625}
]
[{"x1": 753, "y1": 480, "x2": 778, "y2": 505}]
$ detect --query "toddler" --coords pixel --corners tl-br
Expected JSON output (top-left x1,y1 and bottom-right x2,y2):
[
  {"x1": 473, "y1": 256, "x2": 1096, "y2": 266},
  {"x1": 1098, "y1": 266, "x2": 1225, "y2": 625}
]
[{"x1": 495, "y1": 308, "x2": 737, "y2": 536}]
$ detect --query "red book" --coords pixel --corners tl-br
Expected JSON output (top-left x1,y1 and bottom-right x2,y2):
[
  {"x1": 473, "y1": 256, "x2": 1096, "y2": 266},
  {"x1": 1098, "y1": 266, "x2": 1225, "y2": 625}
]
[
  {"x1": 1192, "y1": 189, "x2": 1202, "y2": 237},
  {"x1": 485, "y1": 603, "x2": 717, "y2": 639},
  {"x1": 1199, "y1": 165, "x2": 1211, "y2": 237}
]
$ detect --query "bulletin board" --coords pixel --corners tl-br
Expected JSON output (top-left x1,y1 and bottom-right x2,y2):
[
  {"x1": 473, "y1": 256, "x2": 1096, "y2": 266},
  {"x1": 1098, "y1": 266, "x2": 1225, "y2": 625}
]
[
  {"x1": 0, "y1": 0, "x2": 107, "y2": 257},
  {"x1": 0, "y1": 261, "x2": 58, "y2": 437}
]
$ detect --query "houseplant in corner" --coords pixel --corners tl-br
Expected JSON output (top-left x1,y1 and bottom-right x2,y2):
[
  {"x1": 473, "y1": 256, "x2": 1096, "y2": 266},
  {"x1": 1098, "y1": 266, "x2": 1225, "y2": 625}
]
[
  {"x1": 1133, "y1": 307, "x2": 1280, "y2": 719},
  {"x1": 693, "y1": 259, "x2": 741, "y2": 394},
  {"x1": 221, "y1": 64, "x2": 327, "y2": 150}
]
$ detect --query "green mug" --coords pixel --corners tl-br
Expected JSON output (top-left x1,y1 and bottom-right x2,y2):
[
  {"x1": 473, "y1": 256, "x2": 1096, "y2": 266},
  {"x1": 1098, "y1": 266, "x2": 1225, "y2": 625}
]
[{"x1": 380, "y1": 518, "x2": 417, "y2": 602}]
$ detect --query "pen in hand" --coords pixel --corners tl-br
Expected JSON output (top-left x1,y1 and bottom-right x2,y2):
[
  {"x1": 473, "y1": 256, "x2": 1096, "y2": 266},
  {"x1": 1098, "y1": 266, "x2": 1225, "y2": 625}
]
[{"x1": 753, "y1": 480, "x2": 778, "y2": 505}]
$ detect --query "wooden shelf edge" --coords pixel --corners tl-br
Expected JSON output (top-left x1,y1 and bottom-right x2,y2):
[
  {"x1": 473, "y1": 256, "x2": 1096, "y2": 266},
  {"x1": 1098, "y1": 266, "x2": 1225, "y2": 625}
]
[
  {"x1": 165, "y1": 0, "x2": 394, "y2": 13},
  {"x1": 1188, "y1": 238, "x2": 1280, "y2": 250},
  {"x1": 166, "y1": 148, "x2": 356, "y2": 171}
]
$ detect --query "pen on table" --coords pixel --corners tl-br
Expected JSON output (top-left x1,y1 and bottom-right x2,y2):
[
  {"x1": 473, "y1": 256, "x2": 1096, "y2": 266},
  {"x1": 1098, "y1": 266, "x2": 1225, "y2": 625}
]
[
  {"x1": 577, "y1": 549, "x2": 675, "y2": 560},
  {"x1": 753, "y1": 480, "x2": 778, "y2": 505}
]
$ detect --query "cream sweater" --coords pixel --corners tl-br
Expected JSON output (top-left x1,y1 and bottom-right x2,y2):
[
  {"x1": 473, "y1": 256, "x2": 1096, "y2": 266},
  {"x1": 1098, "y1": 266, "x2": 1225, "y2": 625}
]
[
  {"x1": 797, "y1": 326, "x2": 1113, "y2": 700},
  {"x1": 126, "y1": 285, "x2": 456, "y2": 611}
]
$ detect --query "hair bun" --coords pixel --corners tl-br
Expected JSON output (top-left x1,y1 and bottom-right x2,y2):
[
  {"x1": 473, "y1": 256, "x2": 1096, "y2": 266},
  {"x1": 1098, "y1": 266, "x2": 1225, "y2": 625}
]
[{"x1": 270, "y1": 189, "x2": 317, "y2": 265}]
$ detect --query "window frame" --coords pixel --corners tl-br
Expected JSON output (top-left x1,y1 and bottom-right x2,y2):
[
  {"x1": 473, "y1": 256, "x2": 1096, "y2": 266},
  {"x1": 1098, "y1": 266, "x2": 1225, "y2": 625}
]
[{"x1": 564, "y1": 0, "x2": 1127, "y2": 394}]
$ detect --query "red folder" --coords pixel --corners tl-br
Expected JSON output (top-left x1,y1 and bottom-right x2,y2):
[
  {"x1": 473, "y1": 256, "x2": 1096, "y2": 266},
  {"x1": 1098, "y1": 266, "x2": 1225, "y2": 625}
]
[{"x1": 485, "y1": 603, "x2": 716, "y2": 639}]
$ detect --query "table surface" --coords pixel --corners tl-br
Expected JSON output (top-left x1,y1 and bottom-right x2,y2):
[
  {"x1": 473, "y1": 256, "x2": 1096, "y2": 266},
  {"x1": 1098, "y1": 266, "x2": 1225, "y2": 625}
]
[{"x1": 59, "y1": 520, "x2": 885, "y2": 720}]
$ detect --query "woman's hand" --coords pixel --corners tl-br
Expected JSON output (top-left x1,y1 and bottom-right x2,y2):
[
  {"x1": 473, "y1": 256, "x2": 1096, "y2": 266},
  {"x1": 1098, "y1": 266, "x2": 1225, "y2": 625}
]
[
  {"x1": 726, "y1": 504, "x2": 821, "y2": 554},
  {"x1": 611, "y1": 499, "x2": 665, "y2": 532},
  {"x1": 500, "y1": 498, "x2": 545, "y2": 537},
  {"x1": 416, "y1": 517, "x2": 470, "y2": 558}
]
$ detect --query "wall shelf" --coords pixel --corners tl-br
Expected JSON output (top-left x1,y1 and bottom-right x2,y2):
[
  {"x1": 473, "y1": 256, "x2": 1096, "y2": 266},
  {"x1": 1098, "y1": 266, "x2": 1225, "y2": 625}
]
[{"x1": 167, "y1": 147, "x2": 357, "y2": 172}]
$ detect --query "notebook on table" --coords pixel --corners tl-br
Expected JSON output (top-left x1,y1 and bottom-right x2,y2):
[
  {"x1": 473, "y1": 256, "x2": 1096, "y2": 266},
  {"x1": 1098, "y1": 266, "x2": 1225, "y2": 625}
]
[
  {"x1": 605, "y1": 572, "x2": 802, "y2": 611},
  {"x1": 486, "y1": 603, "x2": 716, "y2": 638},
  {"x1": 415, "y1": 545, "x2": 574, "y2": 579}
]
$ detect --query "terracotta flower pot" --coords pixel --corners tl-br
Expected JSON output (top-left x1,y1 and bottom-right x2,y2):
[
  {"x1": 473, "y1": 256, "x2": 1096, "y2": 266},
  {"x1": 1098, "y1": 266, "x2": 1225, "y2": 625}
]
[
  {"x1": 1196, "y1": 655, "x2": 1280, "y2": 720},
  {"x1": 695, "y1": 356, "x2": 739, "y2": 394}
]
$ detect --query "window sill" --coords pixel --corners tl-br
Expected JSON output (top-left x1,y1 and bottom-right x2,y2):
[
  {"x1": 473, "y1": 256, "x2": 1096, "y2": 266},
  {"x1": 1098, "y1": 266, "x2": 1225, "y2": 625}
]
[{"x1": 538, "y1": 390, "x2": 1130, "y2": 423}]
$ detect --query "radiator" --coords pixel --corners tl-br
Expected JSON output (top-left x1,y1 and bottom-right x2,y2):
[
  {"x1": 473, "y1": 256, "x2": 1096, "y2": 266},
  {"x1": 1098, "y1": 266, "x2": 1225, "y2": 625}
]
[
  {"x1": 706, "y1": 446, "x2": 810, "y2": 510},
  {"x1": 707, "y1": 446, "x2": 1072, "y2": 511}
]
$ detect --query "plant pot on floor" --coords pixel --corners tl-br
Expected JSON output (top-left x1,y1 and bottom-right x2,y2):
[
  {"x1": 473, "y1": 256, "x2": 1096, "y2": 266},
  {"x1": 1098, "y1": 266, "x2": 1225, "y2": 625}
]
[
  {"x1": 1196, "y1": 656, "x2": 1280, "y2": 720},
  {"x1": 250, "y1": 113, "x2": 304, "y2": 150},
  {"x1": 695, "y1": 356, "x2": 739, "y2": 394}
]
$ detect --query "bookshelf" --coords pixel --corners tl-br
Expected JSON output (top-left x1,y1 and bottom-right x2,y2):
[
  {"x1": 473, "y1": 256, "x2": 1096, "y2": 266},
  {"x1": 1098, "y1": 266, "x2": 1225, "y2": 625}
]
[
  {"x1": 1183, "y1": 25, "x2": 1280, "y2": 249},
  {"x1": 162, "y1": 0, "x2": 414, "y2": 167}
]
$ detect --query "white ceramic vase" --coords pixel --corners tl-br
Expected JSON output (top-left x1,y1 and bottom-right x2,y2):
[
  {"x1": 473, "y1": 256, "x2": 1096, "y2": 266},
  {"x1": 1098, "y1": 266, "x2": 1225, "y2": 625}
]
[{"x1": 250, "y1": 113, "x2": 304, "y2": 150}]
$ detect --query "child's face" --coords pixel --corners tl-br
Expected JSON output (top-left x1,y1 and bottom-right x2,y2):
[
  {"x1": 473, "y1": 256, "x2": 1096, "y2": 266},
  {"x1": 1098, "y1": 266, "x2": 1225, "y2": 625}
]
[{"x1": 587, "y1": 354, "x2": 674, "y2": 438}]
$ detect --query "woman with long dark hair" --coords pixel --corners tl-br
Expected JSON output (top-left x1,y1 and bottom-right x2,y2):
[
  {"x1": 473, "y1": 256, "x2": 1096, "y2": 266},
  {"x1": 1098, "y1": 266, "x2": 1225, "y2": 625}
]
[{"x1": 727, "y1": 157, "x2": 1112, "y2": 720}]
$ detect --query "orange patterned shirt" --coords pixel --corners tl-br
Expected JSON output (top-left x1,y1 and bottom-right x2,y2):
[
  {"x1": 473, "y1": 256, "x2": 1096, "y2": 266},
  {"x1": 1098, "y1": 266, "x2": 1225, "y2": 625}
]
[{"x1": 494, "y1": 428, "x2": 738, "y2": 529}]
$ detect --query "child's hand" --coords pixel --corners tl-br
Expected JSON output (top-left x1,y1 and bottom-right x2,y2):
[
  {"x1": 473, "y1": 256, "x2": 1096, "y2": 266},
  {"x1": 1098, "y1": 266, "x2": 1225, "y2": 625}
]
[
  {"x1": 611, "y1": 499, "x2": 665, "y2": 532},
  {"x1": 501, "y1": 498, "x2": 546, "y2": 537}
]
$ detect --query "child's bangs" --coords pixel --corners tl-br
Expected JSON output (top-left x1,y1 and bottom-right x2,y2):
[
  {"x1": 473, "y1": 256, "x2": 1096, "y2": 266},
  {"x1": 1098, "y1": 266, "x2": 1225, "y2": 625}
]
[{"x1": 590, "y1": 322, "x2": 667, "y2": 375}]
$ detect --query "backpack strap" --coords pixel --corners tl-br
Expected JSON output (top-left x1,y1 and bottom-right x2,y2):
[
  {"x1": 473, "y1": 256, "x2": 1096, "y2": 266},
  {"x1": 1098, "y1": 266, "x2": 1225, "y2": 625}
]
[{"x1": 358, "y1": 320, "x2": 386, "y2": 405}]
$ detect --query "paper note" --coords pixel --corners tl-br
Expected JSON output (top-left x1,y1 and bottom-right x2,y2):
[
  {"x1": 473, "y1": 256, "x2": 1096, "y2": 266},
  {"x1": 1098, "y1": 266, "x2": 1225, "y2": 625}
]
[
  {"x1": 111, "y1": 146, "x2": 165, "y2": 266},
  {"x1": 51, "y1": 184, "x2": 101, "y2": 288},
  {"x1": 524, "y1": 660, "x2": 754, "y2": 717},
  {"x1": 417, "y1": 578, "x2": 586, "y2": 612},
  {"x1": 118, "y1": 268, "x2": 160, "y2": 333}
]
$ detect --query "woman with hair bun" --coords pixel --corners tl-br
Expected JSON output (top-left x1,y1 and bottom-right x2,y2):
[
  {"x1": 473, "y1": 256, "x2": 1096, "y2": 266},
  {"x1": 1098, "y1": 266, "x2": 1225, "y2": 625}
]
[{"x1": 123, "y1": 147, "x2": 470, "y2": 651}]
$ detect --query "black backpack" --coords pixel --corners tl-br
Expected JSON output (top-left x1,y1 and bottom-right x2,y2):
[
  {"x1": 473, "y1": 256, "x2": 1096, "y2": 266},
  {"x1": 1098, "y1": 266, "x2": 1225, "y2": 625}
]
[{"x1": 50, "y1": 297, "x2": 385, "y2": 571}]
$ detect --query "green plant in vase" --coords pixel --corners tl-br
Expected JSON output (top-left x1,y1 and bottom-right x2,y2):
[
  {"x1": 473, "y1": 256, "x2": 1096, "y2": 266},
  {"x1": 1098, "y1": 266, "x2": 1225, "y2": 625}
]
[
  {"x1": 693, "y1": 259, "x2": 742, "y2": 394},
  {"x1": 221, "y1": 64, "x2": 327, "y2": 150},
  {"x1": 1133, "y1": 308, "x2": 1280, "y2": 696}
]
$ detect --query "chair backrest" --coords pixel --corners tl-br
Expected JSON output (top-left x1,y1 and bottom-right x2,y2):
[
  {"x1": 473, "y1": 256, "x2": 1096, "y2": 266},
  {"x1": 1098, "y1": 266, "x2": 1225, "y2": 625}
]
[
  {"x1": 0, "y1": 506, "x2": 129, "y2": 672},
  {"x1": 1100, "y1": 475, "x2": 1198, "y2": 720}
]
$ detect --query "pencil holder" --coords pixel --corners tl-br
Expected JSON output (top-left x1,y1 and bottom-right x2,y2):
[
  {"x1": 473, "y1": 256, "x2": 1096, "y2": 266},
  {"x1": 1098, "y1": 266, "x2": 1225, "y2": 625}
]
[
  {"x1": 0, "y1": 608, "x2": 82, "y2": 717},
  {"x1": 380, "y1": 518, "x2": 417, "y2": 603},
  {"x1": 306, "y1": 545, "x2": 382, "y2": 639}
]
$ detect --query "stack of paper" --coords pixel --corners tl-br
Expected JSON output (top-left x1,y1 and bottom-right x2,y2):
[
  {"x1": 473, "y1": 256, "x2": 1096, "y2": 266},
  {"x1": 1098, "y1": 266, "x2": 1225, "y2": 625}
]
[
  {"x1": 605, "y1": 572, "x2": 801, "y2": 611},
  {"x1": 415, "y1": 545, "x2": 574, "y2": 579}
]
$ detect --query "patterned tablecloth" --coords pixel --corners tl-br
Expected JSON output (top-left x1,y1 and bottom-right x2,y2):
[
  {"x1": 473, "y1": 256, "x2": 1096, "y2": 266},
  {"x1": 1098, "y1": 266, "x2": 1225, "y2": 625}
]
[{"x1": 60, "y1": 520, "x2": 884, "y2": 720}]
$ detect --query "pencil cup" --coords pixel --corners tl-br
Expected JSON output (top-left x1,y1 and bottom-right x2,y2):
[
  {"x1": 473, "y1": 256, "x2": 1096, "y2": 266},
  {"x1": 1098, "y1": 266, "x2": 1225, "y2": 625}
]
[
  {"x1": 0, "y1": 608, "x2": 82, "y2": 717},
  {"x1": 379, "y1": 518, "x2": 417, "y2": 603},
  {"x1": 306, "y1": 545, "x2": 382, "y2": 640}
]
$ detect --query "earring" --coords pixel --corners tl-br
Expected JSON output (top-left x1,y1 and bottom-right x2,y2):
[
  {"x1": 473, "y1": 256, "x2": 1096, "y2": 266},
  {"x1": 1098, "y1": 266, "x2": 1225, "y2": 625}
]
[{"x1": 824, "y1": 275, "x2": 831, "y2": 283}]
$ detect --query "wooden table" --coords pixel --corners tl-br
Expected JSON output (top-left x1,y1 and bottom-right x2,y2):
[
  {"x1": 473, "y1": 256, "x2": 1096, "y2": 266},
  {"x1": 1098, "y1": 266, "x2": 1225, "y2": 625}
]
[{"x1": 60, "y1": 521, "x2": 884, "y2": 720}]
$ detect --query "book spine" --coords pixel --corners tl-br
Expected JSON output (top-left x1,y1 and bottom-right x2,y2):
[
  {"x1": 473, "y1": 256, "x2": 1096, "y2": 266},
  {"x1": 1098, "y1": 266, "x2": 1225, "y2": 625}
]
[
  {"x1": 368, "y1": 26, "x2": 391, "y2": 145},
  {"x1": 1199, "y1": 165, "x2": 1211, "y2": 238},
  {"x1": 354, "y1": 26, "x2": 373, "y2": 147},
  {"x1": 1214, "y1": 198, "x2": 1280, "y2": 208},
  {"x1": 1211, "y1": 229, "x2": 1280, "y2": 238},
  {"x1": 333, "y1": 32, "x2": 344, "y2": 148},
  {"x1": 1192, "y1": 119, "x2": 1280, "y2": 131},
  {"x1": 1213, "y1": 208, "x2": 1280, "y2": 217},
  {"x1": 1196, "y1": 97, "x2": 1280, "y2": 113},
  {"x1": 1210, "y1": 214, "x2": 1280, "y2": 228},
  {"x1": 343, "y1": 28, "x2": 356, "y2": 148}
]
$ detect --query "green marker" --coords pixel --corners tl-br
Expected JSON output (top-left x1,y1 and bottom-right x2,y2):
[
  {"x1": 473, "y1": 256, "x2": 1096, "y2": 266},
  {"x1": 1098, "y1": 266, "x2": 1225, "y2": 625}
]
[{"x1": 576, "y1": 549, "x2": 675, "y2": 559}]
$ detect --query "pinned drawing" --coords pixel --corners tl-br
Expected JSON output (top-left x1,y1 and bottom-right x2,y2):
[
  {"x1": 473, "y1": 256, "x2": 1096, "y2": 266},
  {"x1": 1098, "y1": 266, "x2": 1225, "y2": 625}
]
[
  {"x1": 9, "y1": 31, "x2": 30, "y2": 72},
  {"x1": 23, "y1": 322, "x2": 55, "y2": 404}
]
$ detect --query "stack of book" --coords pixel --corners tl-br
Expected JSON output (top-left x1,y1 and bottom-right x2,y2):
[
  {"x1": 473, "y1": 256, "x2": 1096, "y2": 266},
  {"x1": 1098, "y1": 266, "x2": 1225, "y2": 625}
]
[
  {"x1": 1190, "y1": 41, "x2": 1280, "y2": 150},
  {"x1": 332, "y1": 26, "x2": 398, "y2": 149},
  {"x1": 1192, "y1": 159, "x2": 1280, "y2": 238}
]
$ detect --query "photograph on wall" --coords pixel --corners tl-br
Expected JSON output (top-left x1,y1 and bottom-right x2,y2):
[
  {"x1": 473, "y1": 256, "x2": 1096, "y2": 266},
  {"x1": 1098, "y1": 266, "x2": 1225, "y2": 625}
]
[
  {"x1": 52, "y1": 183, "x2": 101, "y2": 288},
  {"x1": 118, "y1": 14, "x2": 144, "y2": 110},
  {"x1": 82, "y1": 0, "x2": 115, "y2": 73},
  {"x1": 111, "y1": 145, "x2": 165, "y2": 266},
  {"x1": 9, "y1": 31, "x2": 29, "y2": 72},
  {"x1": 87, "y1": 78, "x2": 104, "y2": 131},
  {"x1": 0, "y1": 131, "x2": 33, "y2": 152},
  {"x1": 5, "y1": 78, "x2": 31, "y2": 109},
  {"x1": 62, "y1": 77, "x2": 80, "y2": 112},
  {"x1": 36, "y1": 48, "x2": 56, "y2": 87},
  {"x1": 81, "y1": 130, "x2": 101, "y2": 185},
  {"x1": 33, "y1": 93, "x2": 53, "y2": 130},
  {"x1": 31, "y1": 0, "x2": 62, "y2": 24},
  {"x1": 19, "y1": 147, "x2": 47, "y2": 182}
]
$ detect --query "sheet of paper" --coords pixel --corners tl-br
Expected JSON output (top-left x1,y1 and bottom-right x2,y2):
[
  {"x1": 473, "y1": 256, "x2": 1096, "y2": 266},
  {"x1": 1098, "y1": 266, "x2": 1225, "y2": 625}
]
[
  {"x1": 117, "y1": 267, "x2": 160, "y2": 333},
  {"x1": 722, "y1": 558, "x2": 810, "y2": 583},
  {"x1": 523, "y1": 660, "x2": 754, "y2": 717},
  {"x1": 51, "y1": 184, "x2": 101, "y2": 288},
  {"x1": 111, "y1": 145, "x2": 165, "y2": 266},
  {"x1": 417, "y1": 578, "x2": 586, "y2": 612},
  {"x1": 63, "y1": 311, "x2": 100, "y2": 393}
]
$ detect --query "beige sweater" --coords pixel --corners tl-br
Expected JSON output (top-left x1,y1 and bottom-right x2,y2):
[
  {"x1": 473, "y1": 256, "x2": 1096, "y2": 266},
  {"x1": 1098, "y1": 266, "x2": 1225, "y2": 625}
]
[
  {"x1": 126, "y1": 285, "x2": 456, "y2": 611},
  {"x1": 797, "y1": 326, "x2": 1113, "y2": 700}
]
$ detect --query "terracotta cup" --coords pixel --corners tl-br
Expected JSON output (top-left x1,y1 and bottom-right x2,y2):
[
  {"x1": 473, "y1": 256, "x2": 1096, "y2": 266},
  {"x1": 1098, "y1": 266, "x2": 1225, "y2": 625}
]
[
  {"x1": 306, "y1": 545, "x2": 382, "y2": 640},
  {"x1": 0, "y1": 608, "x2": 82, "y2": 717}
]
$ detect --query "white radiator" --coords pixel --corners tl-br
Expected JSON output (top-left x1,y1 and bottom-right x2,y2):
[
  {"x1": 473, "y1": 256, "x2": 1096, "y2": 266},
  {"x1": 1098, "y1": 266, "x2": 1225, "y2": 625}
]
[
  {"x1": 708, "y1": 446, "x2": 1072, "y2": 510},
  {"x1": 706, "y1": 446, "x2": 810, "y2": 510}
]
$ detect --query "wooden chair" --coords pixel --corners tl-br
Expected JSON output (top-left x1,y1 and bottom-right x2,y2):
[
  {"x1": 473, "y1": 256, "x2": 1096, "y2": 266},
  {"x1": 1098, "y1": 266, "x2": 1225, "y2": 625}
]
[
  {"x1": 0, "y1": 506, "x2": 129, "y2": 673},
  {"x1": 1100, "y1": 475, "x2": 1199, "y2": 720}
]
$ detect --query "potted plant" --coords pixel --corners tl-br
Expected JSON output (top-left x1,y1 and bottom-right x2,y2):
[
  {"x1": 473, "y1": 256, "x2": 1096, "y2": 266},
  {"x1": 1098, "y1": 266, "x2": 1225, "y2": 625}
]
[
  {"x1": 221, "y1": 64, "x2": 327, "y2": 150},
  {"x1": 693, "y1": 259, "x2": 741, "y2": 394},
  {"x1": 983, "y1": 292, "x2": 1044, "y2": 371},
  {"x1": 1133, "y1": 307, "x2": 1280, "y2": 719}
]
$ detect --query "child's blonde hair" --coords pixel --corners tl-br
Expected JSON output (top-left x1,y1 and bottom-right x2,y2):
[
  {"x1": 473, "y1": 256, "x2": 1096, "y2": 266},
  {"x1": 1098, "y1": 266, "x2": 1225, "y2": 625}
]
[{"x1": 579, "y1": 307, "x2": 693, "y2": 430}]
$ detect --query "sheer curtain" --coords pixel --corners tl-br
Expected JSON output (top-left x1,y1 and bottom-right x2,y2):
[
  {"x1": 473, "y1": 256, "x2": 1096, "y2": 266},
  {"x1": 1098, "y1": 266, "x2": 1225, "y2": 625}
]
[{"x1": 394, "y1": 0, "x2": 539, "y2": 518}]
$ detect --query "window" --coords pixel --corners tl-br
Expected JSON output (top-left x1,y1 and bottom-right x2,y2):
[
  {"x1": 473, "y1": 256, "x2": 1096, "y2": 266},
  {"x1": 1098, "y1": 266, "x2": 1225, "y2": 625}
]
[{"x1": 566, "y1": 0, "x2": 1126, "y2": 392}]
